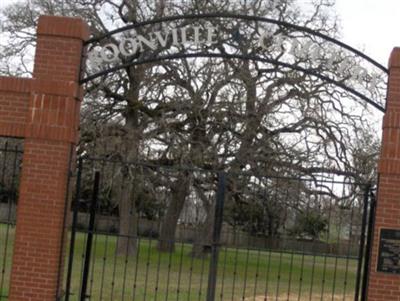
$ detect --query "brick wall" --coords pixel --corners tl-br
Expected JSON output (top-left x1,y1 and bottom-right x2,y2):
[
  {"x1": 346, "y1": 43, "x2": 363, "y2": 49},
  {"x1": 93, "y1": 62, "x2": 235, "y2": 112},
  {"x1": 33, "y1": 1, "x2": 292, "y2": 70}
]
[
  {"x1": 367, "y1": 48, "x2": 400, "y2": 300},
  {"x1": 0, "y1": 77, "x2": 31, "y2": 137},
  {"x1": 0, "y1": 16, "x2": 89, "y2": 301}
]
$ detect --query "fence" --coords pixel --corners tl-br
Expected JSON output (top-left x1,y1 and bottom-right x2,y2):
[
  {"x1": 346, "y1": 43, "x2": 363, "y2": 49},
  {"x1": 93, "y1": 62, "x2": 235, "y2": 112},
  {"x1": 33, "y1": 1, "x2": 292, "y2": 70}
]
[
  {"x1": 64, "y1": 157, "x2": 374, "y2": 301},
  {"x1": 0, "y1": 141, "x2": 23, "y2": 301}
]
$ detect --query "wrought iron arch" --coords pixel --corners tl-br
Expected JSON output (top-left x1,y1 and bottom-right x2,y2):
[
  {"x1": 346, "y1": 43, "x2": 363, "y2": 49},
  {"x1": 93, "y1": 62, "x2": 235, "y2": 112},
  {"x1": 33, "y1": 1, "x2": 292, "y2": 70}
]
[{"x1": 81, "y1": 13, "x2": 388, "y2": 112}]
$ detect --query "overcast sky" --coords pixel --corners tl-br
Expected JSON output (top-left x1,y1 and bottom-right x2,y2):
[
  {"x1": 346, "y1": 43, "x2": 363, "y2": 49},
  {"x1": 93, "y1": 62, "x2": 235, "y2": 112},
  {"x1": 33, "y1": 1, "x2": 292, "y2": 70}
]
[
  {"x1": 335, "y1": 0, "x2": 399, "y2": 66},
  {"x1": 0, "y1": 0, "x2": 399, "y2": 66}
]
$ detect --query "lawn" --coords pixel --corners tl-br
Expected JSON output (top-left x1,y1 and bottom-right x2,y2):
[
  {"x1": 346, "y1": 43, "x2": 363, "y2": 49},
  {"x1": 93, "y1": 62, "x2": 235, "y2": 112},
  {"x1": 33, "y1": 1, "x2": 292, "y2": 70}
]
[
  {"x1": 0, "y1": 224, "x2": 14, "y2": 301},
  {"x1": 1, "y1": 224, "x2": 359, "y2": 300},
  {"x1": 64, "y1": 231, "x2": 358, "y2": 301}
]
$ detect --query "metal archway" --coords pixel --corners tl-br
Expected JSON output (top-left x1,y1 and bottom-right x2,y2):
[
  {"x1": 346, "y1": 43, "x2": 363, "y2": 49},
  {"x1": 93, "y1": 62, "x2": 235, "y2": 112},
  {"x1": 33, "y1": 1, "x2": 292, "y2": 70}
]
[{"x1": 80, "y1": 13, "x2": 388, "y2": 112}]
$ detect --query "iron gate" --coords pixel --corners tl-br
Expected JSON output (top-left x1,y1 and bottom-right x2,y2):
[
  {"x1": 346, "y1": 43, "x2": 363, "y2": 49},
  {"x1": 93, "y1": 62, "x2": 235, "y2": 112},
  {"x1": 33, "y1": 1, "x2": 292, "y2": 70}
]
[
  {"x1": 0, "y1": 141, "x2": 23, "y2": 301},
  {"x1": 64, "y1": 157, "x2": 375, "y2": 301}
]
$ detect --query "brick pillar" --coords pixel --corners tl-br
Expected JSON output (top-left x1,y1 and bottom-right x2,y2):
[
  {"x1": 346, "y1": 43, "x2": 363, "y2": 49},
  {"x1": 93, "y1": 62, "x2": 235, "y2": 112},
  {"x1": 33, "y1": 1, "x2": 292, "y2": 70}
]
[
  {"x1": 367, "y1": 47, "x2": 400, "y2": 300},
  {"x1": 9, "y1": 16, "x2": 88, "y2": 301}
]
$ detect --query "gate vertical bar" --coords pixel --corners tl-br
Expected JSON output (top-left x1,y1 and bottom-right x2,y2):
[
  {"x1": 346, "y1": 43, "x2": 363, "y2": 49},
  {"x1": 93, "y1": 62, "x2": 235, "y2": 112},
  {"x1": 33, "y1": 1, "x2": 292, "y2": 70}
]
[
  {"x1": 65, "y1": 158, "x2": 83, "y2": 301},
  {"x1": 56, "y1": 145, "x2": 74, "y2": 301},
  {"x1": 361, "y1": 188, "x2": 376, "y2": 301},
  {"x1": 354, "y1": 184, "x2": 371, "y2": 301},
  {"x1": 80, "y1": 171, "x2": 100, "y2": 301},
  {"x1": 206, "y1": 172, "x2": 226, "y2": 301}
]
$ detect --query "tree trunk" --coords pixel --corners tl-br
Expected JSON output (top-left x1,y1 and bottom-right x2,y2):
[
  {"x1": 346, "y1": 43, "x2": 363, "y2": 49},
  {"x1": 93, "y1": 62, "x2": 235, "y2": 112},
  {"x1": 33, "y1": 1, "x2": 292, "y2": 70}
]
[
  {"x1": 115, "y1": 100, "x2": 141, "y2": 256},
  {"x1": 191, "y1": 204, "x2": 215, "y2": 258},
  {"x1": 116, "y1": 180, "x2": 138, "y2": 256},
  {"x1": 157, "y1": 174, "x2": 190, "y2": 252}
]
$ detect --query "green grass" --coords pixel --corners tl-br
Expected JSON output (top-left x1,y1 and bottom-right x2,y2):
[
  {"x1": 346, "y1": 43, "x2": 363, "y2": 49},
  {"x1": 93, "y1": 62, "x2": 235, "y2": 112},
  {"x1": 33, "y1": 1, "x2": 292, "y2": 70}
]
[
  {"x1": 1, "y1": 224, "x2": 358, "y2": 300},
  {"x1": 0, "y1": 224, "x2": 14, "y2": 301},
  {"x1": 64, "y1": 232, "x2": 358, "y2": 300}
]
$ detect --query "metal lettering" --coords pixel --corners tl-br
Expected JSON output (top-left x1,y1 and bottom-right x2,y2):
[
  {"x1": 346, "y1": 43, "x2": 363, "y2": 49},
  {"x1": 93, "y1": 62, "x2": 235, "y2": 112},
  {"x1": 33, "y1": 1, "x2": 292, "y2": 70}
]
[{"x1": 100, "y1": 44, "x2": 120, "y2": 63}]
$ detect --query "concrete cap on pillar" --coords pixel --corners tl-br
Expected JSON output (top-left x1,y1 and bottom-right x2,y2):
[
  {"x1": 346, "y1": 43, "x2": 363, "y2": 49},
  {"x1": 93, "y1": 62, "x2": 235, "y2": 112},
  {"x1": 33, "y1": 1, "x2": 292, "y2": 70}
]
[
  {"x1": 37, "y1": 15, "x2": 90, "y2": 41},
  {"x1": 389, "y1": 47, "x2": 400, "y2": 69}
]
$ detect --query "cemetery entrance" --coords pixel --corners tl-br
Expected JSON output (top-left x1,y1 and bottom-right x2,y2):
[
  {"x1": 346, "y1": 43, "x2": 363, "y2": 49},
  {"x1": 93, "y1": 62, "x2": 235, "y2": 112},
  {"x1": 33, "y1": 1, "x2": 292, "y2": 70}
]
[
  {"x1": 0, "y1": 12, "x2": 397, "y2": 301},
  {"x1": 63, "y1": 14, "x2": 385, "y2": 300}
]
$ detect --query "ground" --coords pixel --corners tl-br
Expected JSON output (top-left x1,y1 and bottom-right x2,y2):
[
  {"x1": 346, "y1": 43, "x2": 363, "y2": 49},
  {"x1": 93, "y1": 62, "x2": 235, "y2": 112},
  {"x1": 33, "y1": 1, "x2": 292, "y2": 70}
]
[{"x1": 0, "y1": 225, "x2": 358, "y2": 300}]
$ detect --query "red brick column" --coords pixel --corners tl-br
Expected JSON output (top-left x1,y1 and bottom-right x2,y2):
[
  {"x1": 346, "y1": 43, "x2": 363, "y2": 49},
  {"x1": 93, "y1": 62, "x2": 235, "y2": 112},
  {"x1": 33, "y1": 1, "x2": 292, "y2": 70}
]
[
  {"x1": 367, "y1": 47, "x2": 400, "y2": 300},
  {"x1": 8, "y1": 16, "x2": 88, "y2": 301},
  {"x1": 0, "y1": 77, "x2": 31, "y2": 137}
]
